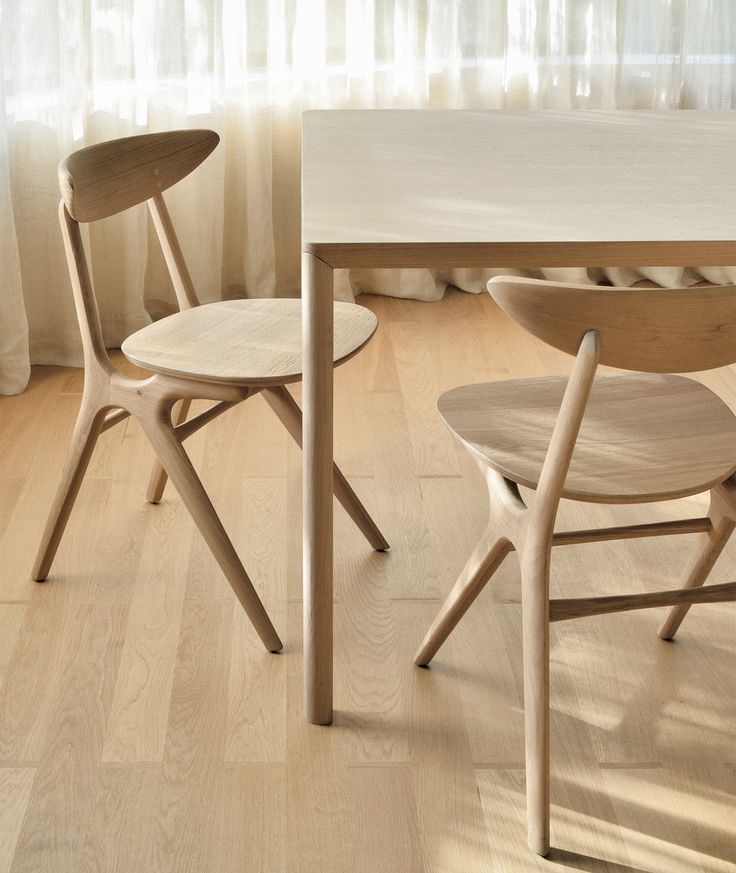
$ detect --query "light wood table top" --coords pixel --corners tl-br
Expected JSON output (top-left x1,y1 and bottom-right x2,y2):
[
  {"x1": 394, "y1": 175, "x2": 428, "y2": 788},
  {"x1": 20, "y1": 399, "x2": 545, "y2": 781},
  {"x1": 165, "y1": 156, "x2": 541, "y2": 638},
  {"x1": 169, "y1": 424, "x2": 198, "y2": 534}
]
[{"x1": 303, "y1": 109, "x2": 736, "y2": 268}]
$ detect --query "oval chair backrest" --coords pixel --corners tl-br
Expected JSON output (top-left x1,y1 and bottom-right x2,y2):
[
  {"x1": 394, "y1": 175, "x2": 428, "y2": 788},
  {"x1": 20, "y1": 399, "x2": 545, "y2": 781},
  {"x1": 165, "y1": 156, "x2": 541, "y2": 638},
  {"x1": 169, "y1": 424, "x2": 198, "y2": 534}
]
[
  {"x1": 488, "y1": 276, "x2": 736, "y2": 373},
  {"x1": 58, "y1": 130, "x2": 219, "y2": 373},
  {"x1": 59, "y1": 129, "x2": 219, "y2": 222}
]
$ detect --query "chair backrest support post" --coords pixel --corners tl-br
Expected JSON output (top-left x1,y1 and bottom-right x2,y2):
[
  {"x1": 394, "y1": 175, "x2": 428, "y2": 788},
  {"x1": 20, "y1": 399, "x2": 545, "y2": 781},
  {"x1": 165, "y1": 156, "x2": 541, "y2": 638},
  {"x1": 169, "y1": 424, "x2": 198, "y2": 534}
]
[
  {"x1": 59, "y1": 201, "x2": 114, "y2": 375},
  {"x1": 147, "y1": 192, "x2": 201, "y2": 310},
  {"x1": 525, "y1": 329, "x2": 601, "y2": 550}
]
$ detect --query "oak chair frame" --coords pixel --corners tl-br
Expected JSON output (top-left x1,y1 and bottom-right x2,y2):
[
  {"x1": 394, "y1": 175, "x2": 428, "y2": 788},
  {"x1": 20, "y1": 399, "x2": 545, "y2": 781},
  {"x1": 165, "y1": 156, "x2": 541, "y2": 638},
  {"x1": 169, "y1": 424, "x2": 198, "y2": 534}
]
[
  {"x1": 415, "y1": 277, "x2": 736, "y2": 856},
  {"x1": 33, "y1": 130, "x2": 388, "y2": 655}
]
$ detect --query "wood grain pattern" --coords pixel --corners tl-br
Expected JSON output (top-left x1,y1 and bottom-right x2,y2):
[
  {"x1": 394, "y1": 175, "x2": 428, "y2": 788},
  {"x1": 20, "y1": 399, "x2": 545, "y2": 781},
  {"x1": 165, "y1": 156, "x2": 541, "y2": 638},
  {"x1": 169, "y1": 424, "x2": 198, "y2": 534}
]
[
  {"x1": 438, "y1": 374, "x2": 736, "y2": 504},
  {"x1": 488, "y1": 277, "x2": 736, "y2": 373},
  {"x1": 0, "y1": 583, "x2": 74, "y2": 762},
  {"x1": 302, "y1": 111, "x2": 736, "y2": 268},
  {"x1": 121, "y1": 299, "x2": 377, "y2": 387},
  {"x1": 59, "y1": 130, "x2": 219, "y2": 222},
  {"x1": 8, "y1": 603, "x2": 127, "y2": 873},
  {"x1": 224, "y1": 479, "x2": 287, "y2": 764},
  {"x1": 101, "y1": 498, "x2": 191, "y2": 763},
  {"x1": 409, "y1": 599, "x2": 495, "y2": 870},
  {"x1": 0, "y1": 768, "x2": 35, "y2": 872},
  {"x1": 0, "y1": 605, "x2": 27, "y2": 688},
  {"x1": 153, "y1": 600, "x2": 231, "y2": 871},
  {"x1": 218, "y1": 765, "x2": 287, "y2": 872}
]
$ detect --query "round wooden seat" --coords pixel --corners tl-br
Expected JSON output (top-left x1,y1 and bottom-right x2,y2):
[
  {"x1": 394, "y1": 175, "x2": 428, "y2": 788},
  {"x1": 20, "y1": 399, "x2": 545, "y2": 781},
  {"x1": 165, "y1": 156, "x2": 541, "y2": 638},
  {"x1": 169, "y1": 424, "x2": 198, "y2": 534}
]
[
  {"x1": 122, "y1": 298, "x2": 377, "y2": 386},
  {"x1": 438, "y1": 373, "x2": 736, "y2": 503}
]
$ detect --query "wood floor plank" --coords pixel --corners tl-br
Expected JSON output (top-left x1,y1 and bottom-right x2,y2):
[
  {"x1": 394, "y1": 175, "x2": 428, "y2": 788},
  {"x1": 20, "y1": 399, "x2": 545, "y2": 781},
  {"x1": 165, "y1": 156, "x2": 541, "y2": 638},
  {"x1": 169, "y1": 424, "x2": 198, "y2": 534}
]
[
  {"x1": 226, "y1": 610, "x2": 287, "y2": 763},
  {"x1": 0, "y1": 583, "x2": 75, "y2": 762},
  {"x1": 0, "y1": 769, "x2": 35, "y2": 873},
  {"x1": 0, "y1": 605, "x2": 27, "y2": 691},
  {"x1": 0, "y1": 476, "x2": 58, "y2": 602},
  {"x1": 601, "y1": 764, "x2": 736, "y2": 872},
  {"x1": 476, "y1": 766, "x2": 634, "y2": 872},
  {"x1": 101, "y1": 499, "x2": 193, "y2": 763},
  {"x1": 85, "y1": 477, "x2": 153, "y2": 604},
  {"x1": 368, "y1": 390, "x2": 441, "y2": 599},
  {"x1": 224, "y1": 478, "x2": 287, "y2": 762},
  {"x1": 0, "y1": 479, "x2": 24, "y2": 543},
  {"x1": 285, "y1": 603, "x2": 354, "y2": 873},
  {"x1": 334, "y1": 552, "x2": 410, "y2": 764},
  {"x1": 218, "y1": 764, "x2": 287, "y2": 873},
  {"x1": 347, "y1": 298, "x2": 401, "y2": 393},
  {"x1": 441, "y1": 598, "x2": 526, "y2": 766},
  {"x1": 345, "y1": 766, "x2": 424, "y2": 873},
  {"x1": 8, "y1": 603, "x2": 127, "y2": 873},
  {"x1": 0, "y1": 370, "x2": 67, "y2": 478},
  {"x1": 91, "y1": 765, "x2": 160, "y2": 873},
  {"x1": 149, "y1": 600, "x2": 232, "y2": 872},
  {"x1": 389, "y1": 320, "x2": 463, "y2": 477},
  {"x1": 406, "y1": 600, "x2": 494, "y2": 872}
]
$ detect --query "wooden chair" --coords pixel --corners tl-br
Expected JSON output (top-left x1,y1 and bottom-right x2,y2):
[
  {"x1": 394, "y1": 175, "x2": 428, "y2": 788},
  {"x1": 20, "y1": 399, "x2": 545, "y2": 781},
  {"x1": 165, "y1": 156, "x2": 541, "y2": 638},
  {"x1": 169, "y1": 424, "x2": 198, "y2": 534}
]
[
  {"x1": 414, "y1": 276, "x2": 736, "y2": 856},
  {"x1": 33, "y1": 129, "x2": 388, "y2": 654}
]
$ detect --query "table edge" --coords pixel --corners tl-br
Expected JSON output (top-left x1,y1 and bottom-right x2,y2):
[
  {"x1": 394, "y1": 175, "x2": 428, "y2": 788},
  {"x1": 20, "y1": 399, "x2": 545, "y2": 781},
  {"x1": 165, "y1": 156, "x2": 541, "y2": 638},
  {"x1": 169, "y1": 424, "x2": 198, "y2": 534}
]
[{"x1": 303, "y1": 240, "x2": 736, "y2": 269}]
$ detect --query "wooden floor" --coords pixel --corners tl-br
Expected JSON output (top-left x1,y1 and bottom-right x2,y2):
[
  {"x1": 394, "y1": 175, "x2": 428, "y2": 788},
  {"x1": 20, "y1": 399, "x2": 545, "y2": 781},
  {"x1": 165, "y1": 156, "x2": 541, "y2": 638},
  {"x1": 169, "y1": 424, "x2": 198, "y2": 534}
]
[{"x1": 0, "y1": 290, "x2": 734, "y2": 872}]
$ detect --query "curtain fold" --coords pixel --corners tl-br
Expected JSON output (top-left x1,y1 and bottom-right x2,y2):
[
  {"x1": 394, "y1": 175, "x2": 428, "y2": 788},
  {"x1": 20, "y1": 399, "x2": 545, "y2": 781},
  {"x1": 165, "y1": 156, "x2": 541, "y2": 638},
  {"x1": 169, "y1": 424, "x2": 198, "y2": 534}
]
[
  {"x1": 1, "y1": 1, "x2": 735, "y2": 394},
  {"x1": 0, "y1": 37, "x2": 28, "y2": 394}
]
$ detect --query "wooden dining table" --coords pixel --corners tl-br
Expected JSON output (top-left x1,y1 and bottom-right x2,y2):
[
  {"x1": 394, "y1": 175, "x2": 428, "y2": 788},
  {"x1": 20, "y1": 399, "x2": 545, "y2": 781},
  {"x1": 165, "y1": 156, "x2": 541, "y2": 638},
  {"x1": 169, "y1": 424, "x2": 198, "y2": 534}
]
[{"x1": 300, "y1": 108, "x2": 736, "y2": 725}]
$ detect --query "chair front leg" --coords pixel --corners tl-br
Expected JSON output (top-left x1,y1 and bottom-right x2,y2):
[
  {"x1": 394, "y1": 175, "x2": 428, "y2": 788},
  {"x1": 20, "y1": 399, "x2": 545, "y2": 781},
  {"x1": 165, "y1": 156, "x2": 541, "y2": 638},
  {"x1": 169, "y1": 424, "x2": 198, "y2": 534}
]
[
  {"x1": 518, "y1": 538, "x2": 552, "y2": 857},
  {"x1": 140, "y1": 406, "x2": 283, "y2": 654},
  {"x1": 32, "y1": 394, "x2": 108, "y2": 581},
  {"x1": 414, "y1": 529, "x2": 512, "y2": 666}
]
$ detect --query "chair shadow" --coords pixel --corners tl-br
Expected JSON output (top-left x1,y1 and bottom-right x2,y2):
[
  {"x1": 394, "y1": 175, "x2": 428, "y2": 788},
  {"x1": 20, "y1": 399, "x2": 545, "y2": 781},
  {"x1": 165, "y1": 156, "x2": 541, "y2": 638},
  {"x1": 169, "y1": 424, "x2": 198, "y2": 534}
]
[{"x1": 547, "y1": 848, "x2": 652, "y2": 873}]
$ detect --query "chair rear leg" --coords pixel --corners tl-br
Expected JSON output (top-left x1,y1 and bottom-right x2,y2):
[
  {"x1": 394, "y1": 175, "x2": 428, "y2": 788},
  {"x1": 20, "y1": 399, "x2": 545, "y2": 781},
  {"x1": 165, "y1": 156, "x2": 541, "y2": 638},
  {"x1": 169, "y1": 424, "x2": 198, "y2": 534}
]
[
  {"x1": 141, "y1": 412, "x2": 283, "y2": 653},
  {"x1": 331, "y1": 464, "x2": 390, "y2": 551},
  {"x1": 263, "y1": 385, "x2": 389, "y2": 551},
  {"x1": 414, "y1": 530, "x2": 512, "y2": 666},
  {"x1": 659, "y1": 513, "x2": 735, "y2": 640},
  {"x1": 145, "y1": 398, "x2": 192, "y2": 503},
  {"x1": 32, "y1": 398, "x2": 106, "y2": 581},
  {"x1": 519, "y1": 543, "x2": 551, "y2": 857}
]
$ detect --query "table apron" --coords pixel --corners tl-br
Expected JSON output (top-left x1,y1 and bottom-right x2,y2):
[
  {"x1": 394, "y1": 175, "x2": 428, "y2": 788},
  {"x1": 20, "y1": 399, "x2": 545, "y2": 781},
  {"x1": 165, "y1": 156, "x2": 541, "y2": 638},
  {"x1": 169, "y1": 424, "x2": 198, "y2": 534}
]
[{"x1": 304, "y1": 240, "x2": 736, "y2": 270}]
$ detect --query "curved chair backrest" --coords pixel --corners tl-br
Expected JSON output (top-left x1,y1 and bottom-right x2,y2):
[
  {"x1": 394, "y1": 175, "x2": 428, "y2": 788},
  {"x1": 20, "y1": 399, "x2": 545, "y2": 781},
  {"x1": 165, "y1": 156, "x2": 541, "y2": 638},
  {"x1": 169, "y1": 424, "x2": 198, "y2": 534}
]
[
  {"x1": 58, "y1": 130, "x2": 219, "y2": 372},
  {"x1": 59, "y1": 129, "x2": 219, "y2": 222},
  {"x1": 488, "y1": 276, "x2": 736, "y2": 373}
]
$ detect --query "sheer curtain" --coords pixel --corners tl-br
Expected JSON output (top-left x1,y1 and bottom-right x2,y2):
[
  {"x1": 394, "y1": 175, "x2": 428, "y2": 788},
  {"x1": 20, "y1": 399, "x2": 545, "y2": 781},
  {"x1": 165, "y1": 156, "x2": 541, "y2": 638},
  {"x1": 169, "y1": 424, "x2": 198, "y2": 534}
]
[{"x1": 1, "y1": 1, "x2": 735, "y2": 394}]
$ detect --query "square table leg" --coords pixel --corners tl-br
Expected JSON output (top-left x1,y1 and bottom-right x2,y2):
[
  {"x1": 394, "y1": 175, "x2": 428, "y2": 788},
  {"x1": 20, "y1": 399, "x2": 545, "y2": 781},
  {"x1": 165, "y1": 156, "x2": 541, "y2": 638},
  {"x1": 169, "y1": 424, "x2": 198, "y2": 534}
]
[{"x1": 302, "y1": 252, "x2": 334, "y2": 725}]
